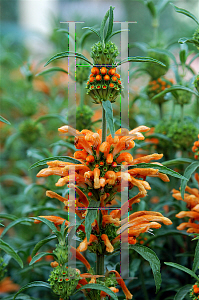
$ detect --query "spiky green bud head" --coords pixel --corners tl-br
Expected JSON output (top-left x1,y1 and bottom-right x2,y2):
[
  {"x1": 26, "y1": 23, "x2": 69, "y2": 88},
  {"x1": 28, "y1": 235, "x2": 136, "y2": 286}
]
[
  {"x1": 68, "y1": 105, "x2": 94, "y2": 131},
  {"x1": 21, "y1": 98, "x2": 38, "y2": 117},
  {"x1": 90, "y1": 41, "x2": 119, "y2": 65},
  {"x1": 105, "y1": 273, "x2": 118, "y2": 288},
  {"x1": 70, "y1": 60, "x2": 91, "y2": 84},
  {"x1": 189, "y1": 280, "x2": 199, "y2": 300},
  {"x1": 53, "y1": 244, "x2": 68, "y2": 265},
  {"x1": 48, "y1": 265, "x2": 80, "y2": 299},
  {"x1": 174, "y1": 89, "x2": 192, "y2": 105},
  {"x1": 167, "y1": 120, "x2": 198, "y2": 150},
  {"x1": 145, "y1": 52, "x2": 170, "y2": 79},
  {"x1": 193, "y1": 26, "x2": 199, "y2": 49},
  {"x1": 19, "y1": 119, "x2": 44, "y2": 144},
  {"x1": 146, "y1": 77, "x2": 173, "y2": 104},
  {"x1": 194, "y1": 74, "x2": 199, "y2": 93},
  {"x1": 154, "y1": 119, "x2": 173, "y2": 149}
]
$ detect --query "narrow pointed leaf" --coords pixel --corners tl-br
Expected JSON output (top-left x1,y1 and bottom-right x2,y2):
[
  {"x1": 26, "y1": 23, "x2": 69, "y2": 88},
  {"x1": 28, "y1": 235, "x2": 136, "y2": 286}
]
[
  {"x1": 181, "y1": 161, "x2": 199, "y2": 199},
  {"x1": 29, "y1": 252, "x2": 56, "y2": 265},
  {"x1": 170, "y1": 3, "x2": 199, "y2": 25},
  {"x1": 117, "y1": 56, "x2": 166, "y2": 67},
  {"x1": 105, "y1": 6, "x2": 114, "y2": 42},
  {"x1": 75, "y1": 283, "x2": 118, "y2": 300},
  {"x1": 147, "y1": 0, "x2": 157, "y2": 18},
  {"x1": 162, "y1": 158, "x2": 194, "y2": 167},
  {"x1": 0, "y1": 239, "x2": 23, "y2": 268},
  {"x1": 34, "y1": 114, "x2": 67, "y2": 124},
  {"x1": 79, "y1": 31, "x2": 93, "y2": 49},
  {"x1": 44, "y1": 51, "x2": 92, "y2": 67},
  {"x1": 129, "y1": 42, "x2": 148, "y2": 52},
  {"x1": 157, "y1": 0, "x2": 170, "y2": 14},
  {"x1": 29, "y1": 156, "x2": 82, "y2": 170},
  {"x1": 102, "y1": 100, "x2": 115, "y2": 138},
  {"x1": 32, "y1": 235, "x2": 57, "y2": 257},
  {"x1": 50, "y1": 140, "x2": 76, "y2": 151},
  {"x1": 0, "y1": 218, "x2": 34, "y2": 239},
  {"x1": 0, "y1": 213, "x2": 18, "y2": 221},
  {"x1": 178, "y1": 37, "x2": 199, "y2": 47},
  {"x1": 164, "y1": 262, "x2": 198, "y2": 280},
  {"x1": 35, "y1": 67, "x2": 68, "y2": 77},
  {"x1": 151, "y1": 85, "x2": 199, "y2": 101},
  {"x1": 131, "y1": 245, "x2": 161, "y2": 292},
  {"x1": 193, "y1": 240, "x2": 199, "y2": 273},
  {"x1": 148, "y1": 48, "x2": 177, "y2": 65},
  {"x1": 188, "y1": 53, "x2": 199, "y2": 66},
  {"x1": 0, "y1": 115, "x2": 11, "y2": 125},
  {"x1": 100, "y1": 8, "x2": 110, "y2": 43},
  {"x1": 13, "y1": 281, "x2": 51, "y2": 300},
  {"x1": 128, "y1": 163, "x2": 187, "y2": 180},
  {"x1": 108, "y1": 29, "x2": 129, "y2": 40},
  {"x1": 30, "y1": 217, "x2": 60, "y2": 236},
  {"x1": 174, "y1": 284, "x2": 193, "y2": 300},
  {"x1": 85, "y1": 200, "x2": 100, "y2": 242},
  {"x1": 82, "y1": 27, "x2": 101, "y2": 41}
]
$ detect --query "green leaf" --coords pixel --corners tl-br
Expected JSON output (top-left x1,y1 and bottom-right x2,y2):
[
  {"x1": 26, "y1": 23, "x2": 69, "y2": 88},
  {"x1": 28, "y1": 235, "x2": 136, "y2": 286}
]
[
  {"x1": 129, "y1": 42, "x2": 148, "y2": 52},
  {"x1": 179, "y1": 49, "x2": 187, "y2": 66},
  {"x1": 0, "y1": 218, "x2": 34, "y2": 239},
  {"x1": 34, "y1": 114, "x2": 68, "y2": 124},
  {"x1": 44, "y1": 51, "x2": 92, "y2": 67},
  {"x1": 174, "y1": 284, "x2": 193, "y2": 300},
  {"x1": 147, "y1": 133, "x2": 172, "y2": 142},
  {"x1": 157, "y1": 0, "x2": 170, "y2": 14},
  {"x1": 148, "y1": 48, "x2": 177, "y2": 66},
  {"x1": 108, "y1": 29, "x2": 129, "y2": 40},
  {"x1": 188, "y1": 53, "x2": 199, "y2": 66},
  {"x1": 0, "y1": 223, "x2": 5, "y2": 227},
  {"x1": 102, "y1": 100, "x2": 115, "y2": 138},
  {"x1": 31, "y1": 235, "x2": 57, "y2": 257},
  {"x1": 105, "y1": 6, "x2": 114, "y2": 42},
  {"x1": 35, "y1": 67, "x2": 68, "y2": 77},
  {"x1": 0, "y1": 213, "x2": 18, "y2": 221},
  {"x1": 29, "y1": 252, "x2": 56, "y2": 265},
  {"x1": 85, "y1": 200, "x2": 100, "y2": 242},
  {"x1": 128, "y1": 163, "x2": 187, "y2": 180},
  {"x1": 0, "y1": 239, "x2": 23, "y2": 268},
  {"x1": 170, "y1": 3, "x2": 199, "y2": 25},
  {"x1": 193, "y1": 240, "x2": 199, "y2": 273},
  {"x1": 50, "y1": 140, "x2": 76, "y2": 151},
  {"x1": 100, "y1": 8, "x2": 110, "y2": 43},
  {"x1": 151, "y1": 85, "x2": 199, "y2": 102},
  {"x1": 0, "y1": 115, "x2": 11, "y2": 125},
  {"x1": 13, "y1": 281, "x2": 51, "y2": 300},
  {"x1": 29, "y1": 156, "x2": 82, "y2": 170},
  {"x1": 178, "y1": 37, "x2": 199, "y2": 48},
  {"x1": 117, "y1": 56, "x2": 166, "y2": 67},
  {"x1": 162, "y1": 158, "x2": 194, "y2": 167},
  {"x1": 180, "y1": 161, "x2": 199, "y2": 199},
  {"x1": 75, "y1": 283, "x2": 118, "y2": 300},
  {"x1": 82, "y1": 27, "x2": 101, "y2": 41},
  {"x1": 30, "y1": 217, "x2": 60, "y2": 236},
  {"x1": 164, "y1": 262, "x2": 198, "y2": 280},
  {"x1": 131, "y1": 245, "x2": 161, "y2": 292},
  {"x1": 146, "y1": 0, "x2": 157, "y2": 18}
]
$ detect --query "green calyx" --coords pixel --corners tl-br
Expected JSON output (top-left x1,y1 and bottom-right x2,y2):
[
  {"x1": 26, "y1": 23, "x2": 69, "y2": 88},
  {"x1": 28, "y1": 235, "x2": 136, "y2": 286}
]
[
  {"x1": 70, "y1": 60, "x2": 91, "y2": 84},
  {"x1": 48, "y1": 265, "x2": 80, "y2": 299},
  {"x1": 53, "y1": 243, "x2": 68, "y2": 265},
  {"x1": 174, "y1": 88, "x2": 192, "y2": 105},
  {"x1": 68, "y1": 105, "x2": 94, "y2": 131},
  {"x1": 91, "y1": 41, "x2": 119, "y2": 65},
  {"x1": 19, "y1": 119, "x2": 44, "y2": 144}
]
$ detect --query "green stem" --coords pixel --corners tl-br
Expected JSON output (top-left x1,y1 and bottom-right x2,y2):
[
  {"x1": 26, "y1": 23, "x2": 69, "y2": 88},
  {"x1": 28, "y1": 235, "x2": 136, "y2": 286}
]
[
  {"x1": 180, "y1": 104, "x2": 184, "y2": 122},
  {"x1": 152, "y1": 18, "x2": 159, "y2": 45},
  {"x1": 102, "y1": 106, "x2": 107, "y2": 143},
  {"x1": 140, "y1": 262, "x2": 149, "y2": 300},
  {"x1": 80, "y1": 83, "x2": 84, "y2": 108},
  {"x1": 158, "y1": 103, "x2": 163, "y2": 120}
]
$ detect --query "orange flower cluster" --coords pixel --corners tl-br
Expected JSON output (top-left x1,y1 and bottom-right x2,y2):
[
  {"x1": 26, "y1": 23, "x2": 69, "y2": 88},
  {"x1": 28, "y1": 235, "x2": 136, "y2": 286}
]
[
  {"x1": 86, "y1": 66, "x2": 122, "y2": 103},
  {"x1": 190, "y1": 282, "x2": 199, "y2": 300},
  {"x1": 148, "y1": 77, "x2": 173, "y2": 92},
  {"x1": 0, "y1": 277, "x2": 19, "y2": 294},
  {"x1": 37, "y1": 125, "x2": 169, "y2": 210},
  {"x1": 173, "y1": 174, "x2": 199, "y2": 233},
  {"x1": 192, "y1": 135, "x2": 199, "y2": 160}
]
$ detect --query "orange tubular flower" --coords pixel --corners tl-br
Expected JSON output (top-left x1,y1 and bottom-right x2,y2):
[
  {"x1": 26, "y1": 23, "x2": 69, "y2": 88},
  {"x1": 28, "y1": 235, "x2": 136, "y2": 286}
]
[
  {"x1": 34, "y1": 216, "x2": 69, "y2": 227},
  {"x1": 101, "y1": 234, "x2": 114, "y2": 252},
  {"x1": 173, "y1": 176, "x2": 199, "y2": 233},
  {"x1": 109, "y1": 270, "x2": 133, "y2": 299},
  {"x1": 0, "y1": 277, "x2": 20, "y2": 294}
]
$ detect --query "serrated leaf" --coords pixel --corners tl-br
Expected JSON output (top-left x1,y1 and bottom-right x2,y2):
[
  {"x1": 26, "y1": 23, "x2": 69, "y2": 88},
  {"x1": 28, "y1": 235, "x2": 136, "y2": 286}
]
[
  {"x1": 117, "y1": 56, "x2": 166, "y2": 67},
  {"x1": 165, "y1": 262, "x2": 198, "y2": 280},
  {"x1": 162, "y1": 158, "x2": 194, "y2": 167},
  {"x1": 44, "y1": 51, "x2": 92, "y2": 67},
  {"x1": 131, "y1": 245, "x2": 161, "y2": 292},
  {"x1": 30, "y1": 217, "x2": 60, "y2": 236},
  {"x1": 82, "y1": 27, "x2": 101, "y2": 41},
  {"x1": 0, "y1": 239, "x2": 23, "y2": 268},
  {"x1": 105, "y1": 6, "x2": 114, "y2": 42},
  {"x1": 102, "y1": 100, "x2": 115, "y2": 138},
  {"x1": 85, "y1": 201, "x2": 100, "y2": 242},
  {"x1": 178, "y1": 37, "x2": 199, "y2": 48},
  {"x1": 0, "y1": 218, "x2": 34, "y2": 239},
  {"x1": 151, "y1": 85, "x2": 199, "y2": 101},
  {"x1": 0, "y1": 115, "x2": 11, "y2": 125},
  {"x1": 75, "y1": 283, "x2": 118, "y2": 300},
  {"x1": 180, "y1": 161, "x2": 199, "y2": 199},
  {"x1": 193, "y1": 240, "x2": 199, "y2": 273},
  {"x1": 29, "y1": 252, "x2": 56, "y2": 265},
  {"x1": 36, "y1": 67, "x2": 68, "y2": 77},
  {"x1": 29, "y1": 156, "x2": 82, "y2": 170},
  {"x1": 170, "y1": 3, "x2": 199, "y2": 25},
  {"x1": 32, "y1": 235, "x2": 57, "y2": 257},
  {"x1": 128, "y1": 163, "x2": 187, "y2": 180},
  {"x1": 174, "y1": 284, "x2": 193, "y2": 300},
  {"x1": 13, "y1": 281, "x2": 51, "y2": 300},
  {"x1": 34, "y1": 114, "x2": 67, "y2": 124}
]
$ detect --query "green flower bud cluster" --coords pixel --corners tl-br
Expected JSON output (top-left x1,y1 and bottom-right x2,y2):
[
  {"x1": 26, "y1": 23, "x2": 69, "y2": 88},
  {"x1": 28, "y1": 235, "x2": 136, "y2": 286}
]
[
  {"x1": 104, "y1": 273, "x2": 118, "y2": 288},
  {"x1": 154, "y1": 119, "x2": 173, "y2": 149},
  {"x1": 167, "y1": 120, "x2": 198, "y2": 149},
  {"x1": 91, "y1": 41, "x2": 119, "y2": 65},
  {"x1": 194, "y1": 74, "x2": 199, "y2": 93},
  {"x1": 193, "y1": 26, "x2": 199, "y2": 49},
  {"x1": 189, "y1": 280, "x2": 199, "y2": 300},
  {"x1": 174, "y1": 89, "x2": 192, "y2": 105},
  {"x1": 70, "y1": 60, "x2": 91, "y2": 84},
  {"x1": 20, "y1": 97, "x2": 38, "y2": 117},
  {"x1": 53, "y1": 243, "x2": 68, "y2": 265},
  {"x1": 0, "y1": 257, "x2": 7, "y2": 281},
  {"x1": 102, "y1": 223, "x2": 118, "y2": 242},
  {"x1": 145, "y1": 52, "x2": 170, "y2": 79},
  {"x1": 19, "y1": 119, "x2": 44, "y2": 144},
  {"x1": 68, "y1": 105, "x2": 94, "y2": 131},
  {"x1": 48, "y1": 265, "x2": 80, "y2": 299},
  {"x1": 146, "y1": 77, "x2": 173, "y2": 104}
]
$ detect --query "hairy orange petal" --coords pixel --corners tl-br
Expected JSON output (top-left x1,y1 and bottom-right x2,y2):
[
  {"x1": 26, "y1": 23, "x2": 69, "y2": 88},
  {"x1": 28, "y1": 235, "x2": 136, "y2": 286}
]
[
  {"x1": 101, "y1": 234, "x2": 114, "y2": 252},
  {"x1": 109, "y1": 270, "x2": 133, "y2": 299}
]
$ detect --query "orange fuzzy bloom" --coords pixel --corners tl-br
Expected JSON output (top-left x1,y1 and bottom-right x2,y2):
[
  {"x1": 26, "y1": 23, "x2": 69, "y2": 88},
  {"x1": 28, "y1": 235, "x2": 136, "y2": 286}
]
[
  {"x1": 101, "y1": 234, "x2": 114, "y2": 252},
  {"x1": 51, "y1": 261, "x2": 59, "y2": 268},
  {"x1": 117, "y1": 152, "x2": 133, "y2": 164},
  {"x1": 34, "y1": 216, "x2": 69, "y2": 227},
  {"x1": 106, "y1": 153, "x2": 113, "y2": 164},
  {"x1": 0, "y1": 277, "x2": 20, "y2": 293},
  {"x1": 70, "y1": 247, "x2": 91, "y2": 270},
  {"x1": 100, "y1": 67, "x2": 107, "y2": 74},
  {"x1": 104, "y1": 74, "x2": 110, "y2": 81},
  {"x1": 74, "y1": 150, "x2": 88, "y2": 160},
  {"x1": 94, "y1": 168, "x2": 100, "y2": 189},
  {"x1": 109, "y1": 270, "x2": 133, "y2": 299},
  {"x1": 105, "y1": 171, "x2": 117, "y2": 185},
  {"x1": 91, "y1": 67, "x2": 100, "y2": 75},
  {"x1": 96, "y1": 75, "x2": 102, "y2": 81},
  {"x1": 99, "y1": 142, "x2": 110, "y2": 157},
  {"x1": 108, "y1": 68, "x2": 116, "y2": 75},
  {"x1": 77, "y1": 234, "x2": 98, "y2": 252}
]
